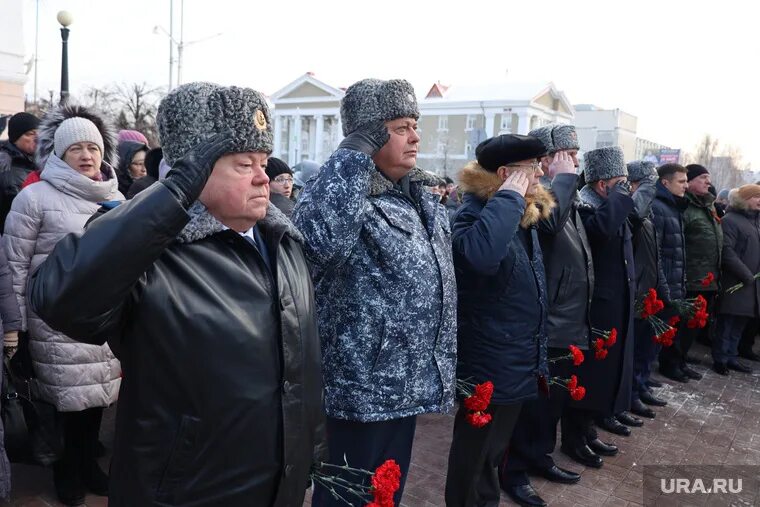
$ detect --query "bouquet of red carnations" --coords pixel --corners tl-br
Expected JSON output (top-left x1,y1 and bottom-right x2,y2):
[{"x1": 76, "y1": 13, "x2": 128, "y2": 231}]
[
  {"x1": 311, "y1": 459, "x2": 401, "y2": 507},
  {"x1": 635, "y1": 288, "x2": 677, "y2": 346},
  {"x1": 672, "y1": 294, "x2": 708, "y2": 329},
  {"x1": 457, "y1": 379, "x2": 494, "y2": 428}
]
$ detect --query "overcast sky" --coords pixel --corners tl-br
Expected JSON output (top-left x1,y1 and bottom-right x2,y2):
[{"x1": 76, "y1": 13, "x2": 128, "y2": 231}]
[{"x1": 21, "y1": 0, "x2": 760, "y2": 168}]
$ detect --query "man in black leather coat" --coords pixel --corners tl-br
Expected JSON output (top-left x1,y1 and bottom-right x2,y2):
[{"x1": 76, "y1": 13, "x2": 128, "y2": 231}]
[{"x1": 28, "y1": 83, "x2": 326, "y2": 507}]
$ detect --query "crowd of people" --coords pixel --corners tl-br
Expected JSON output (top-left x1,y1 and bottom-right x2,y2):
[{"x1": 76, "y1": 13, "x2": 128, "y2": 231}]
[{"x1": 0, "y1": 77, "x2": 757, "y2": 507}]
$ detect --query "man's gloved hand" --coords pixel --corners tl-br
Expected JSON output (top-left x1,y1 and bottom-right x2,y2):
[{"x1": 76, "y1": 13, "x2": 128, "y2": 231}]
[
  {"x1": 162, "y1": 131, "x2": 236, "y2": 209},
  {"x1": 609, "y1": 179, "x2": 632, "y2": 196},
  {"x1": 337, "y1": 120, "x2": 390, "y2": 157}
]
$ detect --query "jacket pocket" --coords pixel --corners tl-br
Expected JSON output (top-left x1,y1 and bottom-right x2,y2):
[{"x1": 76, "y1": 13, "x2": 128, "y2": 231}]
[
  {"x1": 550, "y1": 267, "x2": 571, "y2": 305},
  {"x1": 373, "y1": 202, "x2": 414, "y2": 236},
  {"x1": 155, "y1": 415, "x2": 201, "y2": 501}
]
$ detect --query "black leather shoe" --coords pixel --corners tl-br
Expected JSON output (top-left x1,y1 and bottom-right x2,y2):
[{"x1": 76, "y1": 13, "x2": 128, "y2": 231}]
[
  {"x1": 727, "y1": 361, "x2": 752, "y2": 373},
  {"x1": 712, "y1": 362, "x2": 729, "y2": 375},
  {"x1": 535, "y1": 464, "x2": 581, "y2": 484},
  {"x1": 681, "y1": 365, "x2": 703, "y2": 380},
  {"x1": 646, "y1": 379, "x2": 663, "y2": 388},
  {"x1": 561, "y1": 444, "x2": 603, "y2": 468},
  {"x1": 504, "y1": 484, "x2": 547, "y2": 507},
  {"x1": 739, "y1": 350, "x2": 760, "y2": 362},
  {"x1": 596, "y1": 416, "x2": 631, "y2": 436},
  {"x1": 618, "y1": 410, "x2": 645, "y2": 425},
  {"x1": 588, "y1": 438, "x2": 619, "y2": 456},
  {"x1": 630, "y1": 399, "x2": 655, "y2": 419},
  {"x1": 640, "y1": 390, "x2": 667, "y2": 407},
  {"x1": 659, "y1": 367, "x2": 690, "y2": 383}
]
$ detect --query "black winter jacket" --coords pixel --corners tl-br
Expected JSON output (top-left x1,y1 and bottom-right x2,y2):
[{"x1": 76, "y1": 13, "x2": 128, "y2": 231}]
[
  {"x1": 719, "y1": 205, "x2": 760, "y2": 317},
  {"x1": 0, "y1": 140, "x2": 37, "y2": 231},
  {"x1": 28, "y1": 184, "x2": 325, "y2": 506},
  {"x1": 537, "y1": 174, "x2": 594, "y2": 350},
  {"x1": 629, "y1": 176, "x2": 668, "y2": 300},
  {"x1": 651, "y1": 181, "x2": 687, "y2": 302}
]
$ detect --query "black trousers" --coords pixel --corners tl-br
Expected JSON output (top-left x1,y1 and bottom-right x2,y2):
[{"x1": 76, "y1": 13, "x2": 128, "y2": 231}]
[
  {"x1": 739, "y1": 318, "x2": 759, "y2": 355},
  {"x1": 632, "y1": 318, "x2": 659, "y2": 397},
  {"x1": 311, "y1": 416, "x2": 417, "y2": 507},
  {"x1": 57, "y1": 407, "x2": 104, "y2": 480},
  {"x1": 445, "y1": 403, "x2": 522, "y2": 507},
  {"x1": 501, "y1": 348, "x2": 591, "y2": 486}
]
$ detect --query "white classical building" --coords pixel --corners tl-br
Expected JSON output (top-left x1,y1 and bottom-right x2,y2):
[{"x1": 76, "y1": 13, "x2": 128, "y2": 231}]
[
  {"x1": 269, "y1": 74, "x2": 576, "y2": 177},
  {"x1": 417, "y1": 81, "x2": 575, "y2": 176},
  {"x1": 0, "y1": 0, "x2": 28, "y2": 119},
  {"x1": 268, "y1": 73, "x2": 345, "y2": 166}
]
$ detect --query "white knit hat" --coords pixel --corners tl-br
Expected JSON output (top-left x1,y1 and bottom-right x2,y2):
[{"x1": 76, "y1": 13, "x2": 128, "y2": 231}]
[{"x1": 53, "y1": 117, "x2": 104, "y2": 157}]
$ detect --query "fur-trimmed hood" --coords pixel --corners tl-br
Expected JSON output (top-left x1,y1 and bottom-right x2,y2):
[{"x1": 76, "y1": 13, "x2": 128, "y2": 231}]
[
  {"x1": 177, "y1": 200, "x2": 304, "y2": 244},
  {"x1": 458, "y1": 161, "x2": 555, "y2": 228},
  {"x1": 36, "y1": 103, "x2": 118, "y2": 172},
  {"x1": 368, "y1": 166, "x2": 443, "y2": 196}
]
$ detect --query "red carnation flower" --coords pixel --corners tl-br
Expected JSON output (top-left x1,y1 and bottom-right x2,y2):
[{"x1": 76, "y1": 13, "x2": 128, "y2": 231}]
[
  {"x1": 570, "y1": 385, "x2": 586, "y2": 401},
  {"x1": 567, "y1": 374, "x2": 578, "y2": 391},
  {"x1": 463, "y1": 381, "x2": 494, "y2": 412},
  {"x1": 569, "y1": 345, "x2": 585, "y2": 366},
  {"x1": 368, "y1": 460, "x2": 401, "y2": 507},
  {"x1": 668, "y1": 315, "x2": 681, "y2": 326},
  {"x1": 595, "y1": 348, "x2": 608, "y2": 360},
  {"x1": 701, "y1": 272, "x2": 715, "y2": 287},
  {"x1": 605, "y1": 328, "x2": 618, "y2": 348},
  {"x1": 466, "y1": 411, "x2": 493, "y2": 428}
]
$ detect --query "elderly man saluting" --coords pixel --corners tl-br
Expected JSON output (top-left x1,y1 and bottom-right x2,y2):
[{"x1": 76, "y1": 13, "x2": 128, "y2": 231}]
[
  {"x1": 28, "y1": 82, "x2": 326, "y2": 506},
  {"x1": 294, "y1": 78, "x2": 456, "y2": 506}
]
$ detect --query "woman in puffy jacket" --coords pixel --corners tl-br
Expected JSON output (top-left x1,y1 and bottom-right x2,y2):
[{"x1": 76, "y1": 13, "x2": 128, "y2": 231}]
[{"x1": 3, "y1": 104, "x2": 122, "y2": 506}]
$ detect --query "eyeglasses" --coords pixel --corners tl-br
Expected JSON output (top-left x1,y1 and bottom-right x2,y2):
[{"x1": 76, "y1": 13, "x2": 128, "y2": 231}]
[
  {"x1": 273, "y1": 176, "x2": 294, "y2": 184},
  {"x1": 507, "y1": 161, "x2": 542, "y2": 173}
]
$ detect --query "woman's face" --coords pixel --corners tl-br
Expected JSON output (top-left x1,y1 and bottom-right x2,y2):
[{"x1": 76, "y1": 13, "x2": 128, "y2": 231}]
[
  {"x1": 270, "y1": 173, "x2": 294, "y2": 198},
  {"x1": 63, "y1": 142, "x2": 102, "y2": 180},
  {"x1": 129, "y1": 150, "x2": 147, "y2": 179}
]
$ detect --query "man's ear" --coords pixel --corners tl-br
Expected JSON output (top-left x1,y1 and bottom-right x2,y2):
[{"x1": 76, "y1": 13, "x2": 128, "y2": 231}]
[{"x1": 496, "y1": 166, "x2": 509, "y2": 181}]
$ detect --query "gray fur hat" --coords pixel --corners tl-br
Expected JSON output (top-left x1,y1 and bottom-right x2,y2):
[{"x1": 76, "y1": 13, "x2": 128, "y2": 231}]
[
  {"x1": 626, "y1": 160, "x2": 657, "y2": 182},
  {"x1": 340, "y1": 78, "x2": 419, "y2": 136},
  {"x1": 528, "y1": 123, "x2": 580, "y2": 154},
  {"x1": 36, "y1": 103, "x2": 118, "y2": 170},
  {"x1": 157, "y1": 82, "x2": 273, "y2": 166},
  {"x1": 583, "y1": 146, "x2": 627, "y2": 183}
]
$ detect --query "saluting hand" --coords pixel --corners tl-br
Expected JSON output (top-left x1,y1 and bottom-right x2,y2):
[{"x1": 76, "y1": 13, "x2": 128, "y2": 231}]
[
  {"x1": 499, "y1": 171, "x2": 530, "y2": 197},
  {"x1": 548, "y1": 151, "x2": 575, "y2": 177}
]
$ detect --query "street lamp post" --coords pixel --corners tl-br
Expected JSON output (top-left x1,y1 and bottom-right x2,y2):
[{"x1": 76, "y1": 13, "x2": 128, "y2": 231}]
[{"x1": 57, "y1": 11, "x2": 73, "y2": 104}]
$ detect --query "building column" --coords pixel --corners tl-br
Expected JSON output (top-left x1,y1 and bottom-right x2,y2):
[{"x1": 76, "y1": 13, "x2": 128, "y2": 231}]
[
  {"x1": 484, "y1": 112, "x2": 495, "y2": 138},
  {"x1": 273, "y1": 115, "x2": 283, "y2": 159},
  {"x1": 517, "y1": 111, "x2": 530, "y2": 135},
  {"x1": 308, "y1": 117, "x2": 317, "y2": 160},
  {"x1": 315, "y1": 114, "x2": 325, "y2": 162},
  {"x1": 293, "y1": 114, "x2": 302, "y2": 164}
]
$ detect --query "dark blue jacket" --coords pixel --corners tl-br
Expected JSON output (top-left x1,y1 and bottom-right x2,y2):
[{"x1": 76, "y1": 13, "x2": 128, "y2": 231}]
[
  {"x1": 453, "y1": 174, "x2": 549, "y2": 405},
  {"x1": 651, "y1": 181, "x2": 687, "y2": 302}
]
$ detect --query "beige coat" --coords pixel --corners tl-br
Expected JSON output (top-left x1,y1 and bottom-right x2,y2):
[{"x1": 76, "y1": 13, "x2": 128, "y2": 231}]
[{"x1": 4, "y1": 154, "x2": 123, "y2": 411}]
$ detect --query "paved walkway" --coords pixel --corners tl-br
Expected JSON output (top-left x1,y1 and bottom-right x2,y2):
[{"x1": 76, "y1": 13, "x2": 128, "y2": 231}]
[{"x1": 4, "y1": 342, "x2": 760, "y2": 506}]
